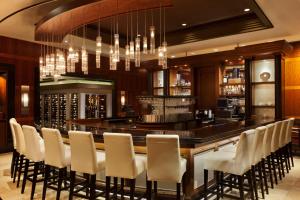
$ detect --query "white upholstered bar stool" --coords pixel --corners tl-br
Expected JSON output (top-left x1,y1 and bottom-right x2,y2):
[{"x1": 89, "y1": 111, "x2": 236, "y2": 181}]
[
  {"x1": 262, "y1": 123, "x2": 276, "y2": 189},
  {"x1": 146, "y1": 135, "x2": 187, "y2": 200},
  {"x1": 203, "y1": 130, "x2": 255, "y2": 200},
  {"x1": 12, "y1": 122, "x2": 26, "y2": 187},
  {"x1": 21, "y1": 125, "x2": 45, "y2": 200},
  {"x1": 68, "y1": 131, "x2": 105, "y2": 200},
  {"x1": 9, "y1": 118, "x2": 18, "y2": 179},
  {"x1": 270, "y1": 121, "x2": 283, "y2": 183},
  {"x1": 103, "y1": 132, "x2": 146, "y2": 200},
  {"x1": 285, "y1": 118, "x2": 295, "y2": 168},
  {"x1": 278, "y1": 120, "x2": 290, "y2": 175},
  {"x1": 252, "y1": 126, "x2": 267, "y2": 199},
  {"x1": 41, "y1": 128, "x2": 71, "y2": 200}
]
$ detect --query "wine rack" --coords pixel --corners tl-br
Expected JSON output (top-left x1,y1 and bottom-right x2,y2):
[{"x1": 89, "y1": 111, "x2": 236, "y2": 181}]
[
  {"x1": 59, "y1": 94, "x2": 67, "y2": 128},
  {"x1": 85, "y1": 94, "x2": 106, "y2": 119},
  {"x1": 51, "y1": 94, "x2": 59, "y2": 128},
  {"x1": 43, "y1": 95, "x2": 51, "y2": 127},
  {"x1": 70, "y1": 93, "x2": 78, "y2": 120}
]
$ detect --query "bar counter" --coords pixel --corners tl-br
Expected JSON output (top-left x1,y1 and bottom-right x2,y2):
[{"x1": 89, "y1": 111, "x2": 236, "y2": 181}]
[{"x1": 37, "y1": 118, "x2": 273, "y2": 199}]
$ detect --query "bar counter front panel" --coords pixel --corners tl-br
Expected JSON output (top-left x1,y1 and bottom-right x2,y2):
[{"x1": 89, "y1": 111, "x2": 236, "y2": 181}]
[{"x1": 37, "y1": 119, "x2": 272, "y2": 199}]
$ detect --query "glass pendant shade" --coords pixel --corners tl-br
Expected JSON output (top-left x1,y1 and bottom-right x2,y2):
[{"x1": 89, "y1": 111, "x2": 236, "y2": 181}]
[
  {"x1": 143, "y1": 36, "x2": 148, "y2": 54},
  {"x1": 158, "y1": 46, "x2": 164, "y2": 66},
  {"x1": 129, "y1": 41, "x2": 135, "y2": 59},
  {"x1": 135, "y1": 37, "x2": 141, "y2": 67},
  {"x1": 109, "y1": 45, "x2": 117, "y2": 70},
  {"x1": 114, "y1": 34, "x2": 120, "y2": 62},
  {"x1": 81, "y1": 46, "x2": 88, "y2": 75},
  {"x1": 96, "y1": 36, "x2": 102, "y2": 68},
  {"x1": 39, "y1": 56, "x2": 46, "y2": 78},
  {"x1": 150, "y1": 26, "x2": 155, "y2": 54},
  {"x1": 125, "y1": 44, "x2": 130, "y2": 71},
  {"x1": 162, "y1": 41, "x2": 168, "y2": 69}
]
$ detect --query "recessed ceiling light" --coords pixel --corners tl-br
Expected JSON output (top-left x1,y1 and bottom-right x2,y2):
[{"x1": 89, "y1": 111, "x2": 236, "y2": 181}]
[
  {"x1": 181, "y1": 23, "x2": 187, "y2": 27},
  {"x1": 191, "y1": 52, "x2": 195, "y2": 55},
  {"x1": 244, "y1": 8, "x2": 250, "y2": 12},
  {"x1": 64, "y1": 40, "x2": 68, "y2": 43},
  {"x1": 171, "y1": 55, "x2": 176, "y2": 58},
  {"x1": 137, "y1": 34, "x2": 141, "y2": 37},
  {"x1": 213, "y1": 49, "x2": 219, "y2": 52}
]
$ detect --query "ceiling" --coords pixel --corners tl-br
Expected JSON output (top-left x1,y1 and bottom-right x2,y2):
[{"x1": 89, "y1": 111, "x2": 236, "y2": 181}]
[{"x1": 0, "y1": 0, "x2": 300, "y2": 59}]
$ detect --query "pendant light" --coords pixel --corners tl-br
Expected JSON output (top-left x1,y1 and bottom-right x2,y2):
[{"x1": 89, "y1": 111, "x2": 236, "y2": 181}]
[
  {"x1": 162, "y1": 7, "x2": 168, "y2": 69},
  {"x1": 81, "y1": 25, "x2": 88, "y2": 75},
  {"x1": 125, "y1": 13, "x2": 131, "y2": 71},
  {"x1": 96, "y1": 19, "x2": 102, "y2": 69},
  {"x1": 135, "y1": 10, "x2": 141, "y2": 67},
  {"x1": 158, "y1": 5, "x2": 164, "y2": 66},
  {"x1": 149, "y1": 9, "x2": 155, "y2": 54},
  {"x1": 114, "y1": 0, "x2": 120, "y2": 62},
  {"x1": 143, "y1": 10, "x2": 148, "y2": 54},
  {"x1": 129, "y1": 12, "x2": 135, "y2": 59},
  {"x1": 109, "y1": 18, "x2": 117, "y2": 70}
]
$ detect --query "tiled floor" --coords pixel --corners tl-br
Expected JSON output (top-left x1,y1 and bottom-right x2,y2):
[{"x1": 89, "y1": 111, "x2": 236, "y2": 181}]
[{"x1": 1, "y1": 153, "x2": 300, "y2": 200}]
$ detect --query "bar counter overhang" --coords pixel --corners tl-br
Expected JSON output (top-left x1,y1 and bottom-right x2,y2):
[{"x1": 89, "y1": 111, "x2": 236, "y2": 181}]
[{"x1": 37, "y1": 119, "x2": 272, "y2": 199}]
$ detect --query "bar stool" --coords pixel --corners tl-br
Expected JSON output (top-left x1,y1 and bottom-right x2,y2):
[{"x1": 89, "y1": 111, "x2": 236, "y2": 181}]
[
  {"x1": 262, "y1": 123, "x2": 275, "y2": 189},
  {"x1": 252, "y1": 126, "x2": 267, "y2": 199},
  {"x1": 146, "y1": 135, "x2": 187, "y2": 200},
  {"x1": 9, "y1": 118, "x2": 18, "y2": 179},
  {"x1": 41, "y1": 128, "x2": 71, "y2": 200},
  {"x1": 271, "y1": 121, "x2": 283, "y2": 183},
  {"x1": 103, "y1": 132, "x2": 146, "y2": 200},
  {"x1": 12, "y1": 122, "x2": 26, "y2": 187},
  {"x1": 285, "y1": 118, "x2": 295, "y2": 168},
  {"x1": 203, "y1": 130, "x2": 255, "y2": 200},
  {"x1": 278, "y1": 120, "x2": 289, "y2": 176},
  {"x1": 68, "y1": 131, "x2": 105, "y2": 200},
  {"x1": 21, "y1": 125, "x2": 45, "y2": 200}
]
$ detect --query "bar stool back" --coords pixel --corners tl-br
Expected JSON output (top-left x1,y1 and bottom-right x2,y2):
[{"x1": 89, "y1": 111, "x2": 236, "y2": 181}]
[
  {"x1": 68, "y1": 131, "x2": 105, "y2": 200},
  {"x1": 42, "y1": 128, "x2": 71, "y2": 200},
  {"x1": 146, "y1": 135, "x2": 187, "y2": 200},
  {"x1": 103, "y1": 132, "x2": 146, "y2": 200},
  {"x1": 271, "y1": 121, "x2": 283, "y2": 153},
  {"x1": 9, "y1": 118, "x2": 18, "y2": 179},
  {"x1": 12, "y1": 122, "x2": 26, "y2": 186},
  {"x1": 286, "y1": 118, "x2": 295, "y2": 167},
  {"x1": 271, "y1": 121, "x2": 284, "y2": 182},
  {"x1": 22, "y1": 125, "x2": 45, "y2": 200},
  {"x1": 279, "y1": 120, "x2": 289, "y2": 149}
]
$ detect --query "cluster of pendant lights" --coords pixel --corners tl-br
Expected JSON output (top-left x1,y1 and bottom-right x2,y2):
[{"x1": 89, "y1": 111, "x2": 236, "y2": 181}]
[{"x1": 39, "y1": 4, "x2": 167, "y2": 79}]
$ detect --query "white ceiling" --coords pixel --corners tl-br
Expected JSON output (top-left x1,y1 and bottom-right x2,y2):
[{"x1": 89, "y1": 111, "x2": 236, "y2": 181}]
[{"x1": 0, "y1": 0, "x2": 300, "y2": 58}]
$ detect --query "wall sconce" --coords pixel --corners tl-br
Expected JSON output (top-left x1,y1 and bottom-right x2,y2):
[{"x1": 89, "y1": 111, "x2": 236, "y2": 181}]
[
  {"x1": 120, "y1": 91, "x2": 126, "y2": 106},
  {"x1": 21, "y1": 85, "x2": 30, "y2": 114}
]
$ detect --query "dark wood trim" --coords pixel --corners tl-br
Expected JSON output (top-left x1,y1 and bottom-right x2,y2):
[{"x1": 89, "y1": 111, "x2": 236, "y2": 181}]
[
  {"x1": 246, "y1": 0, "x2": 273, "y2": 28},
  {"x1": 275, "y1": 54, "x2": 283, "y2": 120},
  {"x1": 244, "y1": 58, "x2": 252, "y2": 120},
  {"x1": 0, "y1": 63, "x2": 15, "y2": 152},
  {"x1": 0, "y1": 0, "x2": 57, "y2": 23}
]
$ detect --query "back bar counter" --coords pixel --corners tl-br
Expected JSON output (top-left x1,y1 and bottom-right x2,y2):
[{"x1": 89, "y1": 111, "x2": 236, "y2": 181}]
[{"x1": 37, "y1": 119, "x2": 272, "y2": 199}]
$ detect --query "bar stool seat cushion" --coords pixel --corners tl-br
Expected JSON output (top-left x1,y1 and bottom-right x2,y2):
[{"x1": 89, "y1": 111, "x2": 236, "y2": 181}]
[{"x1": 95, "y1": 151, "x2": 106, "y2": 171}]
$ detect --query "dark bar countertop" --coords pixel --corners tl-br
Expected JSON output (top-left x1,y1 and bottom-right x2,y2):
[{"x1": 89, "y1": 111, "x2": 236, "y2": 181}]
[{"x1": 37, "y1": 118, "x2": 273, "y2": 148}]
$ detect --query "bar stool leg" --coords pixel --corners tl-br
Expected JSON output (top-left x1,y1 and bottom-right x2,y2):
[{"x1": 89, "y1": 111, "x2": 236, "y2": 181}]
[
  {"x1": 42, "y1": 165, "x2": 50, "y2": 200},
  {"x1": 30, "y1": 162, "x2": 39, "y2": 200},
  {"x1": 220, "y1": 172, "x2": 224, "y2": 198},
  {"x1": 114, "y1": 177, "x2": 118, "y2": 199},
  {"x1": 106, "y1": 176, "x2": 111, "y2": 200},
  {"x1": 154, "y1": 181, "x2": 158, "y2": 198},
  {"x1": 89, "y1": 174, "x2": 96, "y2": 200},
  {"x1": 17, "y1": 155, "x2": 24, "y2": 187},
  {"x1": 56, "y1": 168, "x2": 64, "y2": 200},
  {"x1": 284, "y1": 148, "x2": 290, "y2": 173},
  {"x1": 271, "y1": 153, "x2": 278, "y2": 184},
  {"x1": 216, "y1": 171, "x2": 220, "y2": 200},
  {"x1": 146, "y1": 180, "x2": 152, "y2": 200},
  {"x1": 13, "y1": 153, "x2": 19, "y2": 183},
  {"x1": 262, "y1": 159, "x2": 269, "y2": 194},
  {"x1": 130, "y1": 179, "x2": 136, "y2": 200},
  {"x1": 289, "y1": 142, "x2": 294, "y2": 167},
  {"x1": 258, "y1": 162, "x2": 265, "y2": 199},
  {"x1": 176, "y1": 183, "x2": 181, "y2": 200},
  {"x1": 121, "y1": 178, "x2": 125, "y2": 199},
  {"x1": 246, "y1": 170, "x2": 255, "y2": 200},
  {"x1": 267, "y1": 156, "x2": 274, "y2": 188},
  {"x1": 238, "y1": 175, "x2": 244, "y2": 200},
  {"x1": 11, "y1": 150, "x2": 16, "y2": 178},
  {"x1": 21, "y1": 159, "x2": 29, "y2": 194},
  {"x1": 204, "y1": 169, "x2": 208, "y2": 200},
  {"x1": 251, "y1": 166, "x2": 258, "y2": 200},
  {"x1": 69, "y1": 171, "x2": 76, "y2": 200}
]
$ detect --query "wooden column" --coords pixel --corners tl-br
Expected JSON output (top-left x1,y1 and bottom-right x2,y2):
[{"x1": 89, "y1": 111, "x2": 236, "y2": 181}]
[
  {"x1": 244, "y1": 58, "x2": 252, "y2": 120},
  {"x1": 275, "y1": 54, "x2": 283, "y2": 120}
]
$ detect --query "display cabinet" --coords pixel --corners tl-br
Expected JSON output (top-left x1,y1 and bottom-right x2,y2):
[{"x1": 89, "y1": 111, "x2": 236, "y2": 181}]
[
  {"x1": 169, "y1": 67, "x2": 192, "y2": 96},
  {"x1": 152, "y1": 70, "x2": 165, "y2": 95},
  {"x1": 137, "y1": 96, "x2": 195, "y2": 123},
  {"x1": 251, "y1": 59, "x2": 275, "y2": 121}
]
